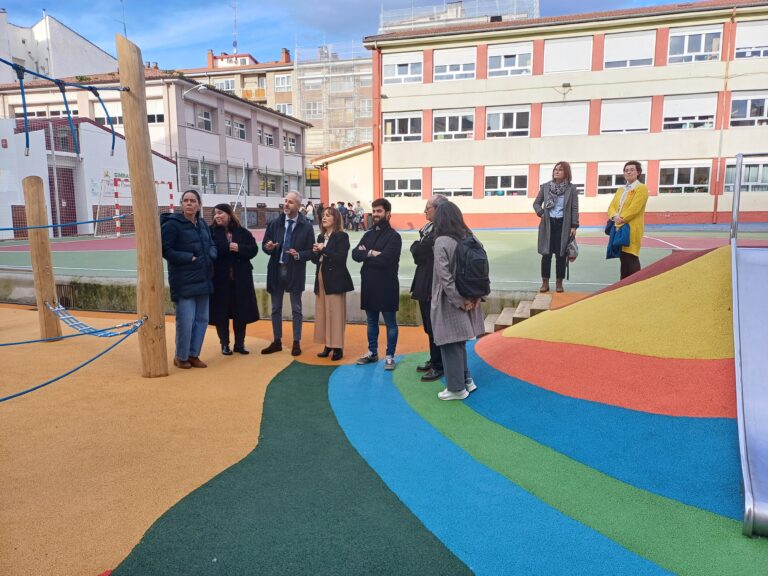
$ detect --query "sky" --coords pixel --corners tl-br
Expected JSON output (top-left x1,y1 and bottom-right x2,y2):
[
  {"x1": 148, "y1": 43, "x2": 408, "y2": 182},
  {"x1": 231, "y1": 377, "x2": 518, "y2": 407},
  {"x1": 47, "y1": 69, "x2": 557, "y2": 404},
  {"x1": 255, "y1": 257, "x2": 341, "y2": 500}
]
[{"x1": 3, "y1": 0, "x2": 673, "y2": 69}]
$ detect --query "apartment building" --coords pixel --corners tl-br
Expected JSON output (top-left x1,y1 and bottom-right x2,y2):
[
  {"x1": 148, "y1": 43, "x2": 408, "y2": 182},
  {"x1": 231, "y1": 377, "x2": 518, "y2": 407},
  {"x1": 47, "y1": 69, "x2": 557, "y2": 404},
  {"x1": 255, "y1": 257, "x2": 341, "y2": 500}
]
[{"x1": 361, "y1": 0, "x2": 768, "y2": 228}]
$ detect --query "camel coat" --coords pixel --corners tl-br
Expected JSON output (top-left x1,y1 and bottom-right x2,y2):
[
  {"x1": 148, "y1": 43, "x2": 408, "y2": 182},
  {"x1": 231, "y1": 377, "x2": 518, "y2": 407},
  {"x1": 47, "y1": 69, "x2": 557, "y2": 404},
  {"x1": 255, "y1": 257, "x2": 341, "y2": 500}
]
[{"x1": 607, "y1": 183, "x2": 649, "y2": 257}]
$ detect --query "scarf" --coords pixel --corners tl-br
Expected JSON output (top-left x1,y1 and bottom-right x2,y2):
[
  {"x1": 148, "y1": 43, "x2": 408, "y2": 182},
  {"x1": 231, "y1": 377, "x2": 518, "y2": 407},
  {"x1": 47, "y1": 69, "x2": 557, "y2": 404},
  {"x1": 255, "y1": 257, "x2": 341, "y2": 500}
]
[
  {"x1": 543, "y1": 180, "x2": 569, "y2": 210},
  {"x1": 618, "y1": 179, "x2": 639, "y2": 214}
]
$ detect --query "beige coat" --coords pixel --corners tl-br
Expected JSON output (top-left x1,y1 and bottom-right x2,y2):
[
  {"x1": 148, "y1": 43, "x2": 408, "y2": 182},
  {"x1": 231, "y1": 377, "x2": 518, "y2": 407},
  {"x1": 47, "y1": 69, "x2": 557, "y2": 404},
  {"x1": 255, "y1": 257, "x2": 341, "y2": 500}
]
[{"x1": 430, "y1": 236, "x2": 485, "y2": 347}]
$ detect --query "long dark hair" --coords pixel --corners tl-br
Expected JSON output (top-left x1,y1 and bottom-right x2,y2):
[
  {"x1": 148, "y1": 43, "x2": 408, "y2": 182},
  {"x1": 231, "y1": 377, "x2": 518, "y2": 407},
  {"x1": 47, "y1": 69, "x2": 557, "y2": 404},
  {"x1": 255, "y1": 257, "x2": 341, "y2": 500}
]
[
  {"x1": 433, "y1": 200, "x2": 471, "y2": 241},
  {"x1": 212, "y1": 203, "x2": 241, "y2": 230}
]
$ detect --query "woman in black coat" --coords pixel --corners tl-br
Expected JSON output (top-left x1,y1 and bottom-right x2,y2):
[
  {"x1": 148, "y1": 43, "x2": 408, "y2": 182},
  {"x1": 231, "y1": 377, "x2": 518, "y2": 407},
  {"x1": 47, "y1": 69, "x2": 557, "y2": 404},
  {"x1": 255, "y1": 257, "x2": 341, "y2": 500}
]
[
  {"x1": 310, "y1": 206, "x2": 354, "y2": 361},
  {"x1": 208, "y1": 203, "x2": 259, "y2": 355}
]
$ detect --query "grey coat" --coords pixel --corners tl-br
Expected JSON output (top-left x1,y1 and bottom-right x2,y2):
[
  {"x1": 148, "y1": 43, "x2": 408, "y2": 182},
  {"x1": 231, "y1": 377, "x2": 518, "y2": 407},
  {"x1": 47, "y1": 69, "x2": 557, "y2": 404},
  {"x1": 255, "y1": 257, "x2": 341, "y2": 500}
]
[
  {"x1": 533, "y1": 182, "x2": 580, "y2": 256},
  {"x1": 430, "y1": 236, "x2": 485, "y2": 347}
]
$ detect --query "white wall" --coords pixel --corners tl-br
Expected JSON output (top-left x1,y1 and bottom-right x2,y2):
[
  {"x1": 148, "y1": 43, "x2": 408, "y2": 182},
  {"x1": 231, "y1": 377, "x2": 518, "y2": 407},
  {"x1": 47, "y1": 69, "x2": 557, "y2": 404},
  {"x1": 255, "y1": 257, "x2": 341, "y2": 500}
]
[{"x1": 327, "y1": 150, "x2": 374, "y2": 205}]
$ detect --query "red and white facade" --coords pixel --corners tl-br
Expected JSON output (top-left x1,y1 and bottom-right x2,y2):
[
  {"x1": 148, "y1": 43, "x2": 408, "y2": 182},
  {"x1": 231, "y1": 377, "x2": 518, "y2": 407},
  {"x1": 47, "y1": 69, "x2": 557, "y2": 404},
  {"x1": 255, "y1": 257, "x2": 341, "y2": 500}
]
[{"x1": 363, "y1": 0, "x2": 768, "y2": 228}]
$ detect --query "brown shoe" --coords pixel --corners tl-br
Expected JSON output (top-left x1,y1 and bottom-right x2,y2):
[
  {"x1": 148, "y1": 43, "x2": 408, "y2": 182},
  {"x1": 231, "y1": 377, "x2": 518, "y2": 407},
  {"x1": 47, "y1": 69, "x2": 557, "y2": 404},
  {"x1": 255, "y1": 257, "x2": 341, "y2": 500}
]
[
  {"x1": 188, "y1": 356, "x2": 208, "y2": 368},
  {"x1": 261, "y1": 341, "x2": 283, "y2": 354},
  {"x1": 291, "y1": 340, "x2": 302, "y2": 356},
  {"x1": 173, "y1": 357, "x2": 192, "y2": 369},
  {"x1": 555, "y1": 279, "x2": 564, "y2": 293},
  {"x1": 539, "y1": 279, "x2": 550, "y2": 293}
]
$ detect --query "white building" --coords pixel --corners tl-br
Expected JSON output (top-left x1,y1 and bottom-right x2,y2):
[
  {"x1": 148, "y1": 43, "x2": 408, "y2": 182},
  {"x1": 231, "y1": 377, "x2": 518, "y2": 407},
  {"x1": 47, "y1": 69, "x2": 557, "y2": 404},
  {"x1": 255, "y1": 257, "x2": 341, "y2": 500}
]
[{"x1": 0, "y1": 9, "x2": 117, "y2": 85}]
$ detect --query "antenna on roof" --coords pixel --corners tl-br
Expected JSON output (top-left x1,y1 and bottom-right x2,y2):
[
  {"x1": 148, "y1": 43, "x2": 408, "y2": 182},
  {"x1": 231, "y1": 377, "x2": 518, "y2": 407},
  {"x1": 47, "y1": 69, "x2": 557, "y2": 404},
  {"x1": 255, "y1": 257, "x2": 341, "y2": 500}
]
[
  {"x1": 118, "y1": 0, "x2": 128, "y2": 38},
  {"x1": 232, "y1": 0, "x2": 238, "y2": 54}
]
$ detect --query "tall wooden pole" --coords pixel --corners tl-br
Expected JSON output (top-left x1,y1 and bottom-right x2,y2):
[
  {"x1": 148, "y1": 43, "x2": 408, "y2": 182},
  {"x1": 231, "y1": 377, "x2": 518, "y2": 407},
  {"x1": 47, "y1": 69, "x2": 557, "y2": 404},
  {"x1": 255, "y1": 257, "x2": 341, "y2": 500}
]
[
  {"x1": 23, "y1": 175, "x2": 62, "y2": 341},
  {"x1": 116, "y1": 34, "x2": 168, "y2": 377}
]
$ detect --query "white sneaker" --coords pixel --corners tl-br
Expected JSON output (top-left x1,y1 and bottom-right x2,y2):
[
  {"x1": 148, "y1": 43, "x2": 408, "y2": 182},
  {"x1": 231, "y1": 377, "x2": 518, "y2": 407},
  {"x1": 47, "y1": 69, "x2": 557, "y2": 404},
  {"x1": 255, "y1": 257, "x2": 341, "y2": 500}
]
[
  {"x1": 356, "y1": 351, "x2": 378, "y2": 365},
  {"x1": 438, "y1": 388, "x2": 469, "y2": 401},
  {"x1": 465, "y1": 378, "x2": 477, "y2": 393},
  {"x1": 384, "y1": 355, "x2": 396, "y2": 370}
]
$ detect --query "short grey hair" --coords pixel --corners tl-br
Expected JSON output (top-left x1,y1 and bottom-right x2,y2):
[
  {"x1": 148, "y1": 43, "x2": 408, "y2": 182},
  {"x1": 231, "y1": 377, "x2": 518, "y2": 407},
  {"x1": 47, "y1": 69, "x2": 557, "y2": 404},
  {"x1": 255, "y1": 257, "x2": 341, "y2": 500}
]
[
  {"x1": 286, "y1": 191, "x2": 303, "y2": 204},
  {"x1": 428, "y1": 194, "x2": 449, "y2": 208}
]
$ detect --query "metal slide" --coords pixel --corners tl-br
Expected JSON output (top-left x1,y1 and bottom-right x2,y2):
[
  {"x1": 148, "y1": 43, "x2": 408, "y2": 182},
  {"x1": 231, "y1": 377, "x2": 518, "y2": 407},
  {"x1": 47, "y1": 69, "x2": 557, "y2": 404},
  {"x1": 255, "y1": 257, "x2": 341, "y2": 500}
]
[{"x1": 730, "y1": 153, "x2": 768, "y2": 537}]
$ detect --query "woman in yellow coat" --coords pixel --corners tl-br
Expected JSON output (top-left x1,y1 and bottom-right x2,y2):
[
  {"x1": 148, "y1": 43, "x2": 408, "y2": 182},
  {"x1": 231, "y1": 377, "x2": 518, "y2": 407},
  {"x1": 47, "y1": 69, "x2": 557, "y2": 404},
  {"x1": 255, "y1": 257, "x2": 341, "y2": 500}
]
[{"x1": 607, "y1": 161, "x2": 649, "y2": 279}]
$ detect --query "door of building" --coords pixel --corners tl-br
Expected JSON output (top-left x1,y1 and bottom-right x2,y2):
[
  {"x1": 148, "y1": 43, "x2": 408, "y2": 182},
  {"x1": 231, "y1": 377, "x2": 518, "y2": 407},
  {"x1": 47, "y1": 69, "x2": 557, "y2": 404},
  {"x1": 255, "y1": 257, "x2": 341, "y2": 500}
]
[{"x1": 47, "y1": 166, "x2": 77, "y2": 237}]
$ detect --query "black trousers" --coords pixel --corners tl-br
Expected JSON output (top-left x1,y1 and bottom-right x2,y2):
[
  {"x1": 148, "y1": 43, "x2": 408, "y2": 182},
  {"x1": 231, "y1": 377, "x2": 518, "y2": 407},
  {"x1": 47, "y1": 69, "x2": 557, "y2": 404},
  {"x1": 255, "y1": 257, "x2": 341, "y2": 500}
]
[
  {"x1": 418, "y1": 299, "x2": 443, "y2": 370},
  {"x1": 620, "y1": 252, "x2": 641, "y2": 279},
  {"x1": 541, "y1": 217, "x2": 566, "y2": 280}
]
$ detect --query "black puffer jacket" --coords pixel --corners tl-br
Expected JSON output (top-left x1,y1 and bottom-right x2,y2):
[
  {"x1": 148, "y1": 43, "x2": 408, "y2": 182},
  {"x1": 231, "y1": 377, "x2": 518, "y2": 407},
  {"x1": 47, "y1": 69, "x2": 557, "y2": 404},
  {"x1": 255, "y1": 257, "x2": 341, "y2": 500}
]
[{"x1": 161, "y1": 211, "x2": 217, "y2": 302}]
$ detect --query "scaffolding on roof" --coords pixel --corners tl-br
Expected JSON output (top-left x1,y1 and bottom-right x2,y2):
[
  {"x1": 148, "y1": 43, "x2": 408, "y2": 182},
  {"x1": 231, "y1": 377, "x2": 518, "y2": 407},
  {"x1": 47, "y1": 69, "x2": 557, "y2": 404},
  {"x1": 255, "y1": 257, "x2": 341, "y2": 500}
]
[{"x1": 379, "y1": 0, "x2": 540, "y2": 33}]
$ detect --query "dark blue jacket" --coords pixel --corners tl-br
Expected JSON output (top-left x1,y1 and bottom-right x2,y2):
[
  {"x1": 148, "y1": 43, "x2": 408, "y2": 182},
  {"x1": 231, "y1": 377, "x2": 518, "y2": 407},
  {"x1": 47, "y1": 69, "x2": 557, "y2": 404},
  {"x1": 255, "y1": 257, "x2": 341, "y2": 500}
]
[
  {"x1": 262, "y1": 212, "x2": 314, "y2": 294},
  {"x1": 161, "y1": 212, "x2": 217, "y2": 301}
]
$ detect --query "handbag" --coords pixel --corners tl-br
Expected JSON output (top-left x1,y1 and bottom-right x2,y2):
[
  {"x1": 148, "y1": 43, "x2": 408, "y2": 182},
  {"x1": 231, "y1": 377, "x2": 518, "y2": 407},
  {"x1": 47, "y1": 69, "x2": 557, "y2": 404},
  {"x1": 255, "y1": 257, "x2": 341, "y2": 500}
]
[
  {"x1": 604, "y1": 219, "x2": 613, "y2": 235},
  {"x1": 566, "y1": 236, "x2": 579, "y2": 262}
]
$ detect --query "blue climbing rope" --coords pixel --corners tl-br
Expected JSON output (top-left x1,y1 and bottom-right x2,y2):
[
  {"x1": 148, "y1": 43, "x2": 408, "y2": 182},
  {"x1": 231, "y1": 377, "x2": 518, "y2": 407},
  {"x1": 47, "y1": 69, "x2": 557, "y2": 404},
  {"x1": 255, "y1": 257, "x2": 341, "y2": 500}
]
[
  {"x1": 0, "y1": 214, "x2": 126, "y2": 233},
  {"x1": 89, "y1": 87, "x2": 116, "y2": 156},
  {"x1": 53, "y1": 79, "x2": 80, "y2": 156},
  {"x1": 0, "y1": 321, "x2": 141, "y2": 347}
]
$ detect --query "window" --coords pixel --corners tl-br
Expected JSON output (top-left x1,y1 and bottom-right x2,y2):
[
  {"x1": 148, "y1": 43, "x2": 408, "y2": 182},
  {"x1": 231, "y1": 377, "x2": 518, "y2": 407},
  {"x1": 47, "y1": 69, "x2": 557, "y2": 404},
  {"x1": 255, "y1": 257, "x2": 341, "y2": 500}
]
[
  {"x1": 303, "y1": 78, "x2": 322, "y2": 91},
  {"x1": 196, "y1": 107, "x2": 212, "y2": 131},
  {"x1": 188, "y1": 162, "x2": 217, "y2": 192},
  {"x1": 275, "y1": 74, "x2": 292, "y2": 92},
  {"x1": 484, "y1": 166, "x2": 528, "y2": 196},
  {"x1": 359, "y1": 75, "x2": 372, "y2": 87},
  {"x1": 276, "y1": 103, "x2": 293, "y2": 115},
  {"x1": 604, "y1": 30, "x2": 655, "y2": 68},
  {"x1": 259, "y1": 125, "x2": 275, "y2": 146},
  {"x1": 487, "y1": 42, "x2": 532, "y2": 77},
  {"x1": 725, "y1": 160, "x2": 768, "y2": 192},
  {"x1": 233, "y1": 119, "x2": 246, "y2": 140},
  {"x1": 486, "y1": 106, "x2": 530, "y2": 138},
  {"x1": 383, "y1": 169, "x2": 422, "y2": 198},
  {"x1": 214, "y1": 79, "x2": 235, "y2": 93},
  {"x1": 260, "y1": 175, "x2": 278, "y2": 195},
  {"x1": 330, "y1": 79, "x2": 354, "y2": 92},
  {"x1": 539, "y1": 163, "x2": 586, "y2": 194},
  {"x1": 382, "y1": 52, "x2": 423, "y2": 84},
  {"x1": 544, "y1": 36, "x2": 592, "y2": 73},
  {"x1": 433, "y1": 109, "x2": 474, "y2": 140},
  {"x1": 730, "y1": 92, "x2": 768, "y2": 127},
  {"x1": 433, "y1": 167, "x2": 473, "y2": 197},
  {"x1": 360, "y1": 127, "x2": 373, "y2": 141},
  {"x1": 541, "y1": 101, "x2": 590, "y2": 136},
  {"x1": 601, "y1": 98, "x2": 651, "y2": 133},
  {"x1": 383, "y1": 112, "x2": 422, "y2": 142},
  {"x1": 283, "y1": 133, "x2": 298, "y2": 152},
  {"x1": 434, "y1": 47, "x2": 476, "y2": 81},
  {"x1": 597, "y1": 163, "x2": 647, "y2": 194},
  {"x1": 663, "y1": 93, "x2": 716, "y2": 130},
  {"x1": 147, "y1": 113, "x2": 164, "y2": 123},
  {"x1": 304, "y1": 101, "x2": 323, "y2": 119},
  {"x1": 735, "y1": 20, "x2": 768, "y2": 59},
  {"x1": 668, "y1": 26, "x2": 721, "y2": 63},
  {"x1": 239, "y1": 58, "x2": 247, "y2": 65},
  {"x1": 658, "y1": 165, "x2": 710, "y2": 193},
  {"x1": 360, "y1": 99, "x2": 372, "y2": 118}
]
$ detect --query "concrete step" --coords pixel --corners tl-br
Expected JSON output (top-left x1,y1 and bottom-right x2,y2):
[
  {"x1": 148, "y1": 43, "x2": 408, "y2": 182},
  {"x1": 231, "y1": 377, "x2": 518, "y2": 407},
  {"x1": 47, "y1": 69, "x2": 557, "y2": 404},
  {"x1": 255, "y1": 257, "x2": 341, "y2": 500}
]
[
  {"x1": 494, "y1": 307, "x2": 517, "y2": 331},
  {"x1": 530, "y1": 293, "x2": 553, "y2": 316},
  {"x1": 512, "y1": 300, "x2": 532, "y2": 324},
  {"x1": 484, "y1": 313, "x2": 499, "y2": 334}
]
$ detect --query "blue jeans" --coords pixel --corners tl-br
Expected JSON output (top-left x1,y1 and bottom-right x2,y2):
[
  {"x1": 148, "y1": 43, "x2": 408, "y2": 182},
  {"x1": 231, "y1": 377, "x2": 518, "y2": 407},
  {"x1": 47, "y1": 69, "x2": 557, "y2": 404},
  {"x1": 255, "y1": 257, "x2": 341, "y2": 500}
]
[
  {"x1": 175, "y1": 294, "x2": 209, "y2": 360},
  {"x1": 366, "y1": 310, "x2": 398, "y2": 357}
]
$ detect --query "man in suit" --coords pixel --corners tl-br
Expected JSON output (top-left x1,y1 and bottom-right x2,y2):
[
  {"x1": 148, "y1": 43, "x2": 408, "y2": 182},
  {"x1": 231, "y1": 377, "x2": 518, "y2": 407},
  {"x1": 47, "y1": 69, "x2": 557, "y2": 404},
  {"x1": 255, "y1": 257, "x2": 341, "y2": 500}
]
[
  {"x1": 352, "y1": 198, "x2": 402, "y2": 370},
  {"x1": 410, "y1": 194, "x2": 447, "y2": 382},
  {"x1": 261, "y1": 191, "x2": 315, "y2": 356}
]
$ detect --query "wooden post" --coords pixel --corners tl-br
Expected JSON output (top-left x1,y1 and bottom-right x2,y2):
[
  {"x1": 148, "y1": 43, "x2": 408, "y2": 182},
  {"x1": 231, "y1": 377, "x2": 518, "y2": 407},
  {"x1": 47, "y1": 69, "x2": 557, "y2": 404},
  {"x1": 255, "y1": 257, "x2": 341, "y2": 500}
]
[
  {"x1": 116, "y1": 34, "x2": 168, "y2": 377},
  {"x1": 23, "y1": 175, "x2": 62, "y2": 340}
]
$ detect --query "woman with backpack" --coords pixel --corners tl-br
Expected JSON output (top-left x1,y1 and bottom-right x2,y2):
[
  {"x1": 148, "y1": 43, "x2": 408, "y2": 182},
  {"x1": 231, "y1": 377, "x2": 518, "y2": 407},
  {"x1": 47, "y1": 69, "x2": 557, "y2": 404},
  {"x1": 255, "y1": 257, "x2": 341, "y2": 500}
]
[
  {"x1": 430, "y1": 201, "x2": 486, "y2": 401},
  {"x1": 533, "y1": 161, "x2": 579, "y2": 293}
]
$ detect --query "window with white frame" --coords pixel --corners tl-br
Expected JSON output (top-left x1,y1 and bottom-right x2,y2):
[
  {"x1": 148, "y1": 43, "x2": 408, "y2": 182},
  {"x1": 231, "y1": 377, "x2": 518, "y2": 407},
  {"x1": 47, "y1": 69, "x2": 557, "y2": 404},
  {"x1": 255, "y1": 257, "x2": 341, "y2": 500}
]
[
  {"x1": 668, "y1": 26, "x2": 721, "y2": 63},
  {"x1": 261, "y1": 125, "x2": 275, "y2": 146},
  {"x1": 663, "y1": 93, "x2": 717, "y2": 130},
  {"x1": 283, "y1": 132, "x2": 298, "y2": 152},
  {"x1": 303, "y1": 78, "x2": 322, "y2": 91},
  {"x1": 734, "y1": 20, "x2": 768, "y2": 59},
  {"x1": 146, "y1": 99, "x2": 164, "y2": 124},
  {"x1": 597, "y1": 162, "x2": 647, "y2": 194},
  {"x1": 383, "y1": 112, "x2": 422, "y2": 142},
  {"x1": 196, "y1": 106, "x2": 212, "y2": 131},
  {"x1": 658, "y1": 164, "x2": 710, "y2": 193},
  {"x1": 382, "y1": 52, "x2": 423, "y2": 84},
  {"x1": 433, "y1": 167, "x2": 473, "y2": 197},
  {"x1": 214, "y1": 78, "x2": 235, "y2": 92},
  {"x1": 275, "y1": 74, "x2": 292, "y2": 92},
  {"x1": 601, "y1": 98, "x2": 651, "y2": 133},
  {"x1": 225, "y1": 115, "x2": 246, "y2": 139},
  {"x1": 484, "y1": 166, "x2": 528, "y2": 196},
  {"x1": 95, "y1": 101, "x2": 123, "y2": 125},
  {"x1": 541, "y1": 101, "x2": 590, "y2": 136},
  {"x1": 730, "y1": 92, "x2": 768, "y2": 127},
  {"x1": 434, "y1": 47, "x2": 476, "y2": 81},
  {"x1": 604, "y1": 30, "x2": 655, "y2": 68},
  {"x1": 360, "y1": 99, "x2": 372, "y2": 117},
  {"x1": 260, "y1": 175, "x2": 278, "y2": 195},
  {"x1": 276, "y1": 103, "x2": 293, "y2": 115},
  {"x1": 725, "y1": 159, "x2": 768, "y2": 192},
  {"x1": 486, "y1": 105, "x2": 530, "y2": 138},
  {"x1": 544, "y1": 36, "x2": 592, "y2": 73},
  {"x1": 304, "y1": 101, "x2": 323, "y2": 119},
  {"x1": 433, "y1": 108, "x2": 474, "y2": 140},
  {"x1": 188, "y1": 162, "x2": 217, "y2": 191},
  {"x1": 383, "y1": 169, "x2": 422, "y2": 198},
  {"x1": 539, "y1": 163, "x2": 586, "y2": 194},
  {"x1": 488, "y1": 42, "x2": 532, "y2": 77},
  {"x1": 360, "y1": 127, "x2": 373, "y2": 141},
  {"x1": 359, "y1": 75, "x2": 373, "y2": 87}
]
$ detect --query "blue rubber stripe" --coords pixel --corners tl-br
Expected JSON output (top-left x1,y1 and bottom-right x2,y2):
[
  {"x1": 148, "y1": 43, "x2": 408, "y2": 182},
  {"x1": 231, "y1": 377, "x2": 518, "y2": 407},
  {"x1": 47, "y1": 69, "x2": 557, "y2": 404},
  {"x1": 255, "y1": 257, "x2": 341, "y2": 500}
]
[
  {"x1": 329, "y1": 363, "x2": 672, "y2": 576},
  {"x1": 464, "y1": 342, "x2": 742, "y2": 520}
]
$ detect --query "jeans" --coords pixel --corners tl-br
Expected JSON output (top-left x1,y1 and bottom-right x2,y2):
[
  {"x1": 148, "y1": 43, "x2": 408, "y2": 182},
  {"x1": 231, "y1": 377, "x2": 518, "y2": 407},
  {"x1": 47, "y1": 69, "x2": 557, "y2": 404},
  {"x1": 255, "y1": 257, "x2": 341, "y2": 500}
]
[
  {"x1": 366, "y1": 310, "x2": 398, "y2": 357},
  {"x1": 175, "y1": 294, "x2": 209, "y2": 361},
  {"x1": 271, "y1": 266, "x2": 303, "y2": 342}
]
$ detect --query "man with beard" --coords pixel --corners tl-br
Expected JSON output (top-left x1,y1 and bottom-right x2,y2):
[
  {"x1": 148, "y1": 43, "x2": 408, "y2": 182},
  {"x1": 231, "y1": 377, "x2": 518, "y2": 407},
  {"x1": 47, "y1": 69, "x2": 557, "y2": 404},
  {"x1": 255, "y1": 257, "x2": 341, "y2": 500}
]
[
  {"x1": 261, "y1": 191, "x2": 315, "y2": 356},
  {"x1": 352, "y1": 198, "x2": 402, "y2": 370}
]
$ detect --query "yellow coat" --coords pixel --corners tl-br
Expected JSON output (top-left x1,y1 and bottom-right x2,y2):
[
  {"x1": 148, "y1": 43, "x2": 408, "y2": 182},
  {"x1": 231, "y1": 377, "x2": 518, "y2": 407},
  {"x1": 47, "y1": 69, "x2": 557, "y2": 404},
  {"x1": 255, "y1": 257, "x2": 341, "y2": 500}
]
[{"x1": 607, "y1": 183, "x2": 648, "y2": 257}]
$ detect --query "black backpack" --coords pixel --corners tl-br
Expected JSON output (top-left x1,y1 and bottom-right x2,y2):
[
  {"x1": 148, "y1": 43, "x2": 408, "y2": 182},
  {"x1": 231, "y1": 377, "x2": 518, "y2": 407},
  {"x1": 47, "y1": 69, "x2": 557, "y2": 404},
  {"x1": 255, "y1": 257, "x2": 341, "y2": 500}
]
[{"x1": 455, "y1": 235, "x2": 490, "y2": 298}]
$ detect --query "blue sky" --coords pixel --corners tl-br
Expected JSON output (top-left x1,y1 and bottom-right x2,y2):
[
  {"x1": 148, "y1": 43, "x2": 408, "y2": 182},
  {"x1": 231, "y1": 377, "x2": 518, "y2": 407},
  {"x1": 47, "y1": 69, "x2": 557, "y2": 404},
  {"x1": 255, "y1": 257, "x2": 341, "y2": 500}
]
[{"x1": 4, "y1": 1, "x2": 671, "y2": 69}]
